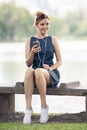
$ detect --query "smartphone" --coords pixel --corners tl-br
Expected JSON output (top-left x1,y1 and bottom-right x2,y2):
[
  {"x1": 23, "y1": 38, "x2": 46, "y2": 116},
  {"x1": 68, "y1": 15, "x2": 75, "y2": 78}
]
[{"x1": 33, "y1": 40, "x2": 40, "y2": 47}]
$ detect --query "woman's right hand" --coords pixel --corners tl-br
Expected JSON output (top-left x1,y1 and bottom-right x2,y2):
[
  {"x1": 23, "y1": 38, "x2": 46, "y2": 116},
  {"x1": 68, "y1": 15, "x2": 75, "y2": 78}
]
[{"x1": 31, "y1": 45, "x2": 41, "y2": 53}]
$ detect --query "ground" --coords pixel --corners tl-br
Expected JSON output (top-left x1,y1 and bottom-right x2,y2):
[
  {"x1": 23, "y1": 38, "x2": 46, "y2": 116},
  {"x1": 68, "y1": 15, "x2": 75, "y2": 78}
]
[{"x1": 0, "y1": 111, "x2": 87, "y2": 123}]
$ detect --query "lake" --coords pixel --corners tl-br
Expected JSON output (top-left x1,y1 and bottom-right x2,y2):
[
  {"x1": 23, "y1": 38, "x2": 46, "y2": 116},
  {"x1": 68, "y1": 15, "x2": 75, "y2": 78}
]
[{"x1": 0, "y1": 40, "x2": 87, "y2": 113}]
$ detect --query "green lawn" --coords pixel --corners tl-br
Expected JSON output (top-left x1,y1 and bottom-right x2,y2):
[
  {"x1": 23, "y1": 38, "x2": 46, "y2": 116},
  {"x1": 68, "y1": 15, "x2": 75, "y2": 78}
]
[{"x1": 0, "y1": 123, "x2": 87, "y2": 130}]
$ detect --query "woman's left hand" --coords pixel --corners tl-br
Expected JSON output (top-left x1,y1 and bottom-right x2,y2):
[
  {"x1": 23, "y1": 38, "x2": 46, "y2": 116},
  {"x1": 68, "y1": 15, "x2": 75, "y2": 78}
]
[
  {"x1": 43, "y1": 64, "x2": 54, "y2": 70},
  {"x1": 43, "y1": 64, "x2": 50, "y2": 70}
]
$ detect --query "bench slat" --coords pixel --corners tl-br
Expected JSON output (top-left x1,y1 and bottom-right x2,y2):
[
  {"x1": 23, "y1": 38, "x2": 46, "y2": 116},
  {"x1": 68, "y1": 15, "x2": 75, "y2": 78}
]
[{"x1": 0, "y1": 81, "x2": 87, "y2": 96}]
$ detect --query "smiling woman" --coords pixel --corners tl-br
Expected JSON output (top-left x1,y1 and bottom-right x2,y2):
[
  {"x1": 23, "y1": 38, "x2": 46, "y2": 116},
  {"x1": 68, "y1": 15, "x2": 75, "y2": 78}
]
[{"x1": 23, "y1": 10, "x2": 62, "y2": 124}]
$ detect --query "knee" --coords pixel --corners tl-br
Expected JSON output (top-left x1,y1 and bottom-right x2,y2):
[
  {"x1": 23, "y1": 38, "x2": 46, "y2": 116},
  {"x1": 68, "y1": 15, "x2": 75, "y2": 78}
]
[
  {"x1": 25, "y1": 68, "x2": 34, "y2": 79},
  {"x1": 35, "y1": 68, "x2": 44, "y2": 80}
]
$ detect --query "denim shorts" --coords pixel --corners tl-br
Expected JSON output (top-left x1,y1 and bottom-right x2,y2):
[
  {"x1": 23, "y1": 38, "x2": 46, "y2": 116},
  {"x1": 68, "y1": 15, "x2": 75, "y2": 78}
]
[{"x1": 47, "y1": 69, "x2": 60, "y2": 88}]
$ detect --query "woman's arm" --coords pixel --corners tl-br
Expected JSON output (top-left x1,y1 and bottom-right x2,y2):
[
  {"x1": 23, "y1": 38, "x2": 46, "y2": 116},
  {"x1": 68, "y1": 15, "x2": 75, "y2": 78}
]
[
  {"x1": 50, "y1": 36, "x2": 62, "y2": 70},
  {"x1": 25, "y1": 38, "x2": 35, "y2": 67},
  {"x1": 25, "y1": 38, "x2": 41, "y2": 67}
]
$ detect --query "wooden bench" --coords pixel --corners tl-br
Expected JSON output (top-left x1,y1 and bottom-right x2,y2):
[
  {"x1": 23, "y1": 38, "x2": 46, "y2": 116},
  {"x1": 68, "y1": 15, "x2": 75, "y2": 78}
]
[{"x1": 0, "y1": 81, "x2": 87, "y2": 114}]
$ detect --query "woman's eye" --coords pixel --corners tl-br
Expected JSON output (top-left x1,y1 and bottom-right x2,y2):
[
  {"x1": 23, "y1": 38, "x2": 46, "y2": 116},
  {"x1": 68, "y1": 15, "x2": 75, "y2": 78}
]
[{"x1": 46, "y1": 23, "x2": 49, "y2": 25}]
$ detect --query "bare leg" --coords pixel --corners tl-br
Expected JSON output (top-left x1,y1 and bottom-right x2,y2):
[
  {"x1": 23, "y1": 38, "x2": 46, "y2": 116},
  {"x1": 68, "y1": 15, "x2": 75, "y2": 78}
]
[
  {"x1": 24, "y1": 68, "x2": 34, "y2": 110},
  {"x1": 35, "y1": 68, "x2": 50, "y2": 108}
]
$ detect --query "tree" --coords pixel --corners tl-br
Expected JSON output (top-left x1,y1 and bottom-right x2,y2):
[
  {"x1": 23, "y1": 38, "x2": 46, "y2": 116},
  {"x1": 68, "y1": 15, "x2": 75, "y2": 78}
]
[{"x1": 0, "y1": 1, "x2": 33, "y2": 41}]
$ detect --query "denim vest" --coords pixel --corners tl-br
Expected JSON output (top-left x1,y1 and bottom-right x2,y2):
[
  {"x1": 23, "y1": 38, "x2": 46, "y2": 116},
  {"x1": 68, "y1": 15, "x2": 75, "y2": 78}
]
[{"x1": 30, "y1": 36, "x2": 54, "y2": 69}]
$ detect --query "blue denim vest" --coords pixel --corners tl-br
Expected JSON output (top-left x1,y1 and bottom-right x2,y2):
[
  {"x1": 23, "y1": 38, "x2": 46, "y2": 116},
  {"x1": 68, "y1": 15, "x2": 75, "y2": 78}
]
[{"x1": 30, "y1": 36, "x2": 54, "y2": 69}]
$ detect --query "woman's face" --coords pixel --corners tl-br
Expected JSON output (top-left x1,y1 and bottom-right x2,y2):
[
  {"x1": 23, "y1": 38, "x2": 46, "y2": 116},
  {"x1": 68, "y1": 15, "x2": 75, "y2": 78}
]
[{"x1": 36, "y1": 18, "x2": 50, "y2": 35}]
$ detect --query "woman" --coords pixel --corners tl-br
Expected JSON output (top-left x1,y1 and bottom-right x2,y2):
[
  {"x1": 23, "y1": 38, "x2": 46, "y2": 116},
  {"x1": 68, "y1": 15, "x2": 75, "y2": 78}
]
[{"x1": 23, "y1": 11, "x2": 62, "y2": 124}]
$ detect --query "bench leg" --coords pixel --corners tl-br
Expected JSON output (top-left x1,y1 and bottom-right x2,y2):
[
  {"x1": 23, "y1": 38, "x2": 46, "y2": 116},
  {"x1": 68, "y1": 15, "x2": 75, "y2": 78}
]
[
  {"x1": 0, "y1": 94, "x2": 15, "y2": 114},
  {"x1": 85, "y1": 96, "x2": 87, "y2": 113}
]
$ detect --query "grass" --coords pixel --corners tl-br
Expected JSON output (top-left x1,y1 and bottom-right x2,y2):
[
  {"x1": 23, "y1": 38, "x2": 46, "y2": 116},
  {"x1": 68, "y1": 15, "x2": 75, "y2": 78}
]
[{"x1": 0, "y1": 123, "x2": 87, "y2": 130}]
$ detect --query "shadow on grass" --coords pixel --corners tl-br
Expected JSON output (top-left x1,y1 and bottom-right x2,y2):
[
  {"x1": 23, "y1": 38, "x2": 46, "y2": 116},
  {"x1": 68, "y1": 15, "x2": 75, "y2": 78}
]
[{"x1": 0, "y1": 111, "x2": 87, "y2": 123}]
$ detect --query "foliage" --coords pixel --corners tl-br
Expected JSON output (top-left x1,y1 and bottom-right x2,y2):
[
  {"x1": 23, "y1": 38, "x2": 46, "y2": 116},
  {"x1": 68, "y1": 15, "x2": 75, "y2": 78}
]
[
  {"x1": 0, "y1": 1, "x2": 87, "y2": 42},
  {"x1": 0, "y1": 123, "x2": 87, "y2": 130},
  {"x1": 0, "y1": 2, "x2": 33, "y2": 42}
]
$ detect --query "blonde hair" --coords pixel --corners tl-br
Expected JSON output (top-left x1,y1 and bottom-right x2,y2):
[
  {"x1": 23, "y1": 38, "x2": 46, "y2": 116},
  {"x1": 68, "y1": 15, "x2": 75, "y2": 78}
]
[{"x1": 34, "y1": 11, "x2": 50, "y2": 25}]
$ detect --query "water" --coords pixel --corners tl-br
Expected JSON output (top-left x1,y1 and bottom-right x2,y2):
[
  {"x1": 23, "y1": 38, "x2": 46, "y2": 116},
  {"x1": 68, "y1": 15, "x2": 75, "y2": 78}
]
[{"x1": 0, "y1": 40, "x2": 87, "y2": 113}]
